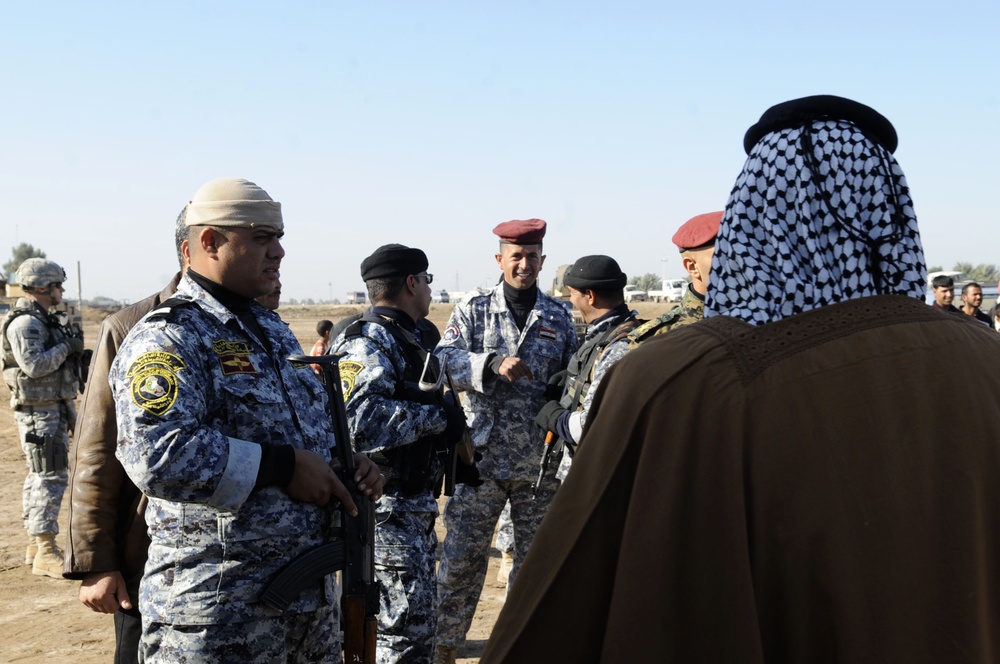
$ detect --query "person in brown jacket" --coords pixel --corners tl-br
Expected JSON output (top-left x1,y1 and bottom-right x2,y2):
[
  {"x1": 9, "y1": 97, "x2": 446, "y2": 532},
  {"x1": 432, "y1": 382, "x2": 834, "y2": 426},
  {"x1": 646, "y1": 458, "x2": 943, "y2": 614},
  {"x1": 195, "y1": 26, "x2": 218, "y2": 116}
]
[
  {"x1": 64, "y1": 211, "x2": 189, "y2": 664},
  {"x1": 482, "y1": 96, "x2": 1000, "y2": 663},
  {"x1": 64, "y1": 208, "x2": 284, "y2": 664}
]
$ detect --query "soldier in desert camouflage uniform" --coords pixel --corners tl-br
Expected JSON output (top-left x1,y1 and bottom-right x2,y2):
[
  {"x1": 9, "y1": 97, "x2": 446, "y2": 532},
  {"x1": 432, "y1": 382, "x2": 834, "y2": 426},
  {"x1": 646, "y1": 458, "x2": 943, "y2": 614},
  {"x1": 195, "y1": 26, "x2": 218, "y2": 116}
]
[
  {"x1": 1, "y1": 257, "x2": 83, "y2": 579},
  {"x1": 627, "y1": 211, "x2": 722, "y2": 345},
  {"x1": 433, "y1": 219, "x2": 578, "y2": 664},
  {"x1": 335, "y1": 244, "x2": 480, "y2": 664},
  {"x1": 110, "y1": 178, "x2": 384, "y2": 664}
]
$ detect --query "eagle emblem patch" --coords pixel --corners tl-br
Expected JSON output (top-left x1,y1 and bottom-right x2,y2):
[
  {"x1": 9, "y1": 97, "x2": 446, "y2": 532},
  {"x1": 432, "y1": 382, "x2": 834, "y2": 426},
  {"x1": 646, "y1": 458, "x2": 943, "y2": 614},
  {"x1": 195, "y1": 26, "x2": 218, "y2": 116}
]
[
  {"x1": 339, "y1": 360, "x2": 364, "y2": 401},
  {"x1": 127, "y1": 351, "x2": 186, "y2": 417}
]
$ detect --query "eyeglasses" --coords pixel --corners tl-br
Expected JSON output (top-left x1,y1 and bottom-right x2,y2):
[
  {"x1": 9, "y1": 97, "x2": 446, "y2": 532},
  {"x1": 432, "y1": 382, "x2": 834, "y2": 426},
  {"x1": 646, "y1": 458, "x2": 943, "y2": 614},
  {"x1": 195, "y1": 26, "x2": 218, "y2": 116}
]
[{"x1": 414, "y1": 273, "x2": 434, "y2": 284}]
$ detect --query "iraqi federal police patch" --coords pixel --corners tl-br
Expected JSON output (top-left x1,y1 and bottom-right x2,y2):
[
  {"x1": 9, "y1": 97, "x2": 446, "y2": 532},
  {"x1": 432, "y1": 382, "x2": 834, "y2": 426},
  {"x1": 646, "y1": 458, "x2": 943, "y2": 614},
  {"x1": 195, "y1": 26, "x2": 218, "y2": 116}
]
[
  {"x1": 127, "y1": 351, "x2": 186, "y2": 416},
  {"x1": 339, "y1": 360, "x2": 364, "y2": 401}
]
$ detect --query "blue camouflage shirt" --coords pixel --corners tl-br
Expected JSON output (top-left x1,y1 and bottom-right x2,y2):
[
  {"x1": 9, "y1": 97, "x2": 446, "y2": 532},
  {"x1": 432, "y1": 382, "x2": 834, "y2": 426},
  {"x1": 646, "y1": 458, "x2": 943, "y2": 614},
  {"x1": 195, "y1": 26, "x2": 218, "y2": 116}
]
[
  {"x1": 334, "y1": 312, "x2": 447, "y2": 513},
  {"x1": 435, "y1": 284, "x2": 577, "y2": 480},
  {"x1": 110, "y1": 274, "x2": 337, "y2": 624}
]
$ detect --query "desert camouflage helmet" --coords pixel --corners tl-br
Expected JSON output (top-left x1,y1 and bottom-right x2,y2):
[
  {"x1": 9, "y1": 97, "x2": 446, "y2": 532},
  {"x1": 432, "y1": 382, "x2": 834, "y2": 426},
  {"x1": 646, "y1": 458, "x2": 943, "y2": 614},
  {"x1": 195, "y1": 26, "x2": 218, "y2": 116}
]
[{"x1": 16, "y1": 258, "x2": 66, "y2": 289}]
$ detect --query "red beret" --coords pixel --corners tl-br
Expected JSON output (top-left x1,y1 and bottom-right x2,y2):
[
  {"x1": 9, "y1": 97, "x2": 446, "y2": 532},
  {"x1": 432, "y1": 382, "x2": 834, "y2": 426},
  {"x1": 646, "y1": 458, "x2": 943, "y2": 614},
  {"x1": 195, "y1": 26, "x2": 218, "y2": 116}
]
[
  {"x1": 493, "y1": 218, "x2": 547, "y2": 245},
  {"x1": 672, "y1": 211, "x2": 723, "y2": 252}
]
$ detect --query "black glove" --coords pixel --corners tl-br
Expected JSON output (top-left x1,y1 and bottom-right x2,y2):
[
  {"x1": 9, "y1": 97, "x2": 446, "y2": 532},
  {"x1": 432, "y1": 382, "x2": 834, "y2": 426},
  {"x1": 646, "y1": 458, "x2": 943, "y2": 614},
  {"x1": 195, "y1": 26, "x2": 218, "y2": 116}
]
[
  {"x1": 64, "y1": 337, "x2": 85, "y2": 356},
  {"x1": 456, "y1": 460, "x2": 483, "y2": 487},
  {"x1": 544, "y1": 369, "x2": 568, "y2": 400},
  {"x1": 442, "y1": 404, "x2": 467, "y2": 444},
  {"x1": 534, "y1": 400, "x2": 566, "y2": 434}
]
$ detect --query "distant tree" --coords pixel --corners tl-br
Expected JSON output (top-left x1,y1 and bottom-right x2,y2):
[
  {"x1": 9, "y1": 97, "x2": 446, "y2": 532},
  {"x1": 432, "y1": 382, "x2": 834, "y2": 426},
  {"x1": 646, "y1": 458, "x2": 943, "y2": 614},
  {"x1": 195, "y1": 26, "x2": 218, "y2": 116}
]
[
  {"x1": 3, "y1": 243, "x2": 47, "y2": 279},
  {"x1": 303, "y1": 298, "x2": 315, "y2": 305},
  {"x1": 629, "y1": 273, "x2": 661, "y2": 292},
  {"x1": 927, "y1": 265, "x2": 943, "y2": 274},
  {"x1": 955, "y1": 262, "x2": 1000, "y2": 284}
]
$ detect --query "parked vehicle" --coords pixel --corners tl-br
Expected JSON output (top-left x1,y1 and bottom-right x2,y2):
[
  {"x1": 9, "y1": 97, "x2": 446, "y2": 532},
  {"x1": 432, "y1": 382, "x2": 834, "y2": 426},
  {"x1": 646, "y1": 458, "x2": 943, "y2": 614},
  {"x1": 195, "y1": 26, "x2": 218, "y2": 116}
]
[
  {"x1": 623, "y1": 284, "x2": 647, "y2": 303},
  {"x1": 431, "y1": 289, "x2": 450, "y2": 304},
  {"x1": 648, "y1": 279, "x2": 687, "y2": 303}
]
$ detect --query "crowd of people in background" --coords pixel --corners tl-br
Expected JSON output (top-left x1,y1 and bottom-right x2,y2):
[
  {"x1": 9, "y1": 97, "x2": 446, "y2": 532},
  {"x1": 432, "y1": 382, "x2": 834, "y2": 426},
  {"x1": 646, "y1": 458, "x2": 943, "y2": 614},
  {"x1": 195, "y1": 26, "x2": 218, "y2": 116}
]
[{"x1": 3, "y1": 94, "x2": 999, "y2": 663}]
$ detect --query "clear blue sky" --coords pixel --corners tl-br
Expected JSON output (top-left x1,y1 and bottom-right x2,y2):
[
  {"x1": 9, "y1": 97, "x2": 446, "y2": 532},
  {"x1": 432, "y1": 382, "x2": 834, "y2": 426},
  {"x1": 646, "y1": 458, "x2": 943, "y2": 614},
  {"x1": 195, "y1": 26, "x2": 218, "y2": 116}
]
[{"x1": 2, "y1": 1, "x2": 997, "y2": 303}]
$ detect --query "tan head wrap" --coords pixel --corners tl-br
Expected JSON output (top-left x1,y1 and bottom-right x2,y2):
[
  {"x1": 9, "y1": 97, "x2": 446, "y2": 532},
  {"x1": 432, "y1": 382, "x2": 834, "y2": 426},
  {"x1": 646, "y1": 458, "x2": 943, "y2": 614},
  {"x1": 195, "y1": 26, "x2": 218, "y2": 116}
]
[{"x1": 185, "y1": 178, "x2": 283, "y2": 231}]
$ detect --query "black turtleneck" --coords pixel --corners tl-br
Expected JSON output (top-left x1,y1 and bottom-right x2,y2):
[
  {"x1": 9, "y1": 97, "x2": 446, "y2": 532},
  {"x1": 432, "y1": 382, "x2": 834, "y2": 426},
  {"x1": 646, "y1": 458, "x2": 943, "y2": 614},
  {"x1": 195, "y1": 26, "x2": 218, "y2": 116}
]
[
  {"x1": 487, "y1": 281, "x2": 540, "y2": 377},
  {"x1": 503, "y1": 280, "x2": 538, "y2": 331},
  {"x1": 187, "y1": 269, "x2": 294, "y2": 492}
]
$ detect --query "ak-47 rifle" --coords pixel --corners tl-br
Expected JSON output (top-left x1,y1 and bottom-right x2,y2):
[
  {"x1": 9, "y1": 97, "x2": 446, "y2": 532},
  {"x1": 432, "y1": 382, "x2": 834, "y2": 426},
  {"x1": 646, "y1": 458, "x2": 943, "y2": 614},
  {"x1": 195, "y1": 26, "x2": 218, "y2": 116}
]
[{"x1": 260, "y1": 353, "x2": 378, "y2": 664}]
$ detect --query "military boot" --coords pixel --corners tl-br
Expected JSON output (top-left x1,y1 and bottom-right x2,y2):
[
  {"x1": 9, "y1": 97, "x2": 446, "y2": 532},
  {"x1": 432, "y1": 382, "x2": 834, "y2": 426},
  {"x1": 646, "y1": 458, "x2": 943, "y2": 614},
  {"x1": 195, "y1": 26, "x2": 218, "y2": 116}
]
[
  {"x1": 25, "y1": 533, "x2": 37, "y2": 565},
  {"x1": 432, "y1": 645, "x2": 457, "y2": 664},
  {"x1": 32, "y1": 533, "x2": 66, "y2": 579}
]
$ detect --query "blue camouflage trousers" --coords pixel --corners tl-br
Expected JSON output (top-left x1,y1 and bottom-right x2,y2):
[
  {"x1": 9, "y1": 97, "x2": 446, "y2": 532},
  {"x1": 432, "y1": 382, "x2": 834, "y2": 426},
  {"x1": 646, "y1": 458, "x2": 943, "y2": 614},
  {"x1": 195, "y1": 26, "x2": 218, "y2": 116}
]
[
  {"x1": 141, "y1": 601, "x2": 341, "y2": 664},
  {"x1": 15, "y1": 405, "x2": 70, "y2": 535},
  {"x1": 374, "y1": 506, "x2": 438, "y2": 664},
  {"x1": 495, "y1": 501, "x2": 514, "y2": 554},
  {"x1": 435, "y1": 476, "x2": 559, "y2": 648}
]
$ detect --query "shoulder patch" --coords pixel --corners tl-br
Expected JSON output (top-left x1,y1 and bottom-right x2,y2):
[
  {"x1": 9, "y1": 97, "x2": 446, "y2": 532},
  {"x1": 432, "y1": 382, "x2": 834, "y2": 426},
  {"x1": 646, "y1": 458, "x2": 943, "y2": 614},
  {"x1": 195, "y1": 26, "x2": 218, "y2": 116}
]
[
  {"x1": 339, "y1": 360, "x2": 365, "y2": 401},
  {"x1": 442, "y1": 324, "x2": 461, "y2": 343},
  {"x1": 126, "y1": 351, "x2": 186, "y2": 417}
]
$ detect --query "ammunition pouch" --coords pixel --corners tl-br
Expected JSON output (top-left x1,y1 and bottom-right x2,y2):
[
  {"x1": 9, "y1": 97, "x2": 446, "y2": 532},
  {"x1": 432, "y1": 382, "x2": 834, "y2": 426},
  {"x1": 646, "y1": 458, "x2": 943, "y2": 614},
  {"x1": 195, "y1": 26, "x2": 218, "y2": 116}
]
[{"x1": 24, "y1": 431, "x2": 67, "y2": 473}]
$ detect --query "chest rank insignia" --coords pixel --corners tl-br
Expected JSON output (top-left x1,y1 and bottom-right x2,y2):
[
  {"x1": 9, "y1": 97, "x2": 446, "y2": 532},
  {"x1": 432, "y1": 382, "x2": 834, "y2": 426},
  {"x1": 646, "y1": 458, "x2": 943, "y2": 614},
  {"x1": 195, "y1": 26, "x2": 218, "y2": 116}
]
[
  {"x1": 338, "y1": 360, "x2": 364, "y2": 401},
  {"x1": 127, "y1": 351, "x2": 186, "y2": 417},
  {"x1": 212, "y1": 339, "x2": 257, "y2": 376},
  {"x1": 539, "y1": 326, "x2": 558, "y2": 342}
]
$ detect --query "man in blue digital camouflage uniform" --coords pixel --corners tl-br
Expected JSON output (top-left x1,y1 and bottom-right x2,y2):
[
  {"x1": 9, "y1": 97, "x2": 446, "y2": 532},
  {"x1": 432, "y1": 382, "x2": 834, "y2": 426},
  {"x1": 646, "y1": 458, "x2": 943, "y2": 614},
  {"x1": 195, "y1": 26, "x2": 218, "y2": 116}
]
[
  {"x1": 335, "y1": 243, "x2": 480, "y2": 664},
  {"x1": 532, "y1": 255, "x2": 642, "y2": 482},
  {"x1": 2, "y1": 257, "x2": 84, "y2": 579},
  {"x1": 433, "y1": 219, "x2": 578, "y2": 664},
  {"x1": 110, "y1": 177, "x2": 385, "y2": 664}
]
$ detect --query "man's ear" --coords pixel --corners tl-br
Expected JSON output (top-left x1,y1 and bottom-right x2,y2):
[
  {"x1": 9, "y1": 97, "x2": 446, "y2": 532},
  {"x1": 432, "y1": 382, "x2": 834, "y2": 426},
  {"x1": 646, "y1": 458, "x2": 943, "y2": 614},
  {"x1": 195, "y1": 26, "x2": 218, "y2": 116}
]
[
  {"x1": 495, "y1": 253, "x2": 504, "y2": 270},
  {"x1": 682, "y1": 254, "x2": 699, "y2": 280},
  {"x1": 198, "y1": 227, "x2": 221, "y2": 256}
]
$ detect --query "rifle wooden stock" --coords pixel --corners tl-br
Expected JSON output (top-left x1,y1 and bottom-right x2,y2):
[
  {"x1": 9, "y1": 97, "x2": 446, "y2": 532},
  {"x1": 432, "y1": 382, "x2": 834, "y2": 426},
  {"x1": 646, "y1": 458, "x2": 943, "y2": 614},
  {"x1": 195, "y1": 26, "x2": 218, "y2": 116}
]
[{"x1": 260, "y1": 354, "x2": 378, "y2": 664}]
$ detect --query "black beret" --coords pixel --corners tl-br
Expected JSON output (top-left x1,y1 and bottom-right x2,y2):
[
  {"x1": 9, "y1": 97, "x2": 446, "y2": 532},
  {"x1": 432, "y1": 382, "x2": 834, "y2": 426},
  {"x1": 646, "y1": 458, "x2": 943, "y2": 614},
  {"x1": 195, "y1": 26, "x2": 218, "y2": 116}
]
[
  {"x1": 360, "y1": 243, "x2": 428, "y2": 281},
  {"x1": 744, "y1": 95, "x2": 898, "y2": 155},
  {"x1": 563, "y1": 255, "x2": 627, "y2": 291}
]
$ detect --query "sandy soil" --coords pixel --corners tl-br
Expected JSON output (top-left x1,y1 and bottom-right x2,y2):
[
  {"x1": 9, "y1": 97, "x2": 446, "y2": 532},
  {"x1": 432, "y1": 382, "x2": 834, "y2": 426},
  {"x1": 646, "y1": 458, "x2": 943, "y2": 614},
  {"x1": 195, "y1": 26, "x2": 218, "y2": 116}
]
[{"x1": 0, "y1": 301, "x2": 674, "y2": 662}]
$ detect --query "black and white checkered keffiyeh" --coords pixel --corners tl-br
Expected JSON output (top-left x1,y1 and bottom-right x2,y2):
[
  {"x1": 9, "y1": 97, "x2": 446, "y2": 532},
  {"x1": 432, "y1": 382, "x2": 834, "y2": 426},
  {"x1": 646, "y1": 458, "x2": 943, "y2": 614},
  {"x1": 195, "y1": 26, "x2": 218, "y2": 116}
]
[{"x1": 705, "y1": 120, "x2": 926, "y2": 325}]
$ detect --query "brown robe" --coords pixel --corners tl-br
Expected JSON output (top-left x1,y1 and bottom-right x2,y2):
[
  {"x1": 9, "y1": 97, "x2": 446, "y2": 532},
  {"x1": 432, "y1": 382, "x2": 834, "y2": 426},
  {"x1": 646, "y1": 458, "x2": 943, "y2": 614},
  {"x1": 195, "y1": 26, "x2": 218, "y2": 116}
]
[{"x1": 481, "y1": 295, "x2": 1000, "y2": 663}]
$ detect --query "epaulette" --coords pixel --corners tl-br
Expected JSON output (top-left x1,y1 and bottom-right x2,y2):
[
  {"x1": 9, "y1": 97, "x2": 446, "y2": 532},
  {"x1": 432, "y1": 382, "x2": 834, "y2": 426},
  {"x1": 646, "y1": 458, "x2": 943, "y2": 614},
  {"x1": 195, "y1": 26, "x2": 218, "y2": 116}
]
[
  {"x1": 627, "y1": 311, "x2": 676, "y2": 347},
  {"x1": 146, "y1": 297, "x2": 196, "y2": 321}
]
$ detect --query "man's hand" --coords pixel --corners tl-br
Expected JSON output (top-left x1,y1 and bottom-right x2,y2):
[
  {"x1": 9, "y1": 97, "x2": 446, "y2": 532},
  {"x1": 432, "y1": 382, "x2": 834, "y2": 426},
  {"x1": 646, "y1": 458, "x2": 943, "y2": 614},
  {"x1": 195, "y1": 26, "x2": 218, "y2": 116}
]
[
  {"x1": 287, "y1": 449, "x2": 386, "y2": 515},
  {"x1": 353, "y1": 452, "x2": 385, "y2": 501},
  {"x1": 79, "y1": 570, "x2": 132, "y2": 614},
  {"x1": 287, "y1": 448, "x2": 359, "y2": 514},
  {"x1": 497, "y1": 356, "x2": 534, "y2": 383},
  {"x1": 64, "y1": 337, "x2": 85, "y2": 356},
  {"x1": 534, "y1": 400, "x2": 566, "y2": 433}
]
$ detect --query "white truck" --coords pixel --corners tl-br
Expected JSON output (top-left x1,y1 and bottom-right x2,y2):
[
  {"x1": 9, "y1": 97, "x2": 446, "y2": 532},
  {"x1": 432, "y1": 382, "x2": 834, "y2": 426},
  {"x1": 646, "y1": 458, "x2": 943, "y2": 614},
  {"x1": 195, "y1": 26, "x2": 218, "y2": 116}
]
[{"x1": 647, "y1": 278, "x2": 687, "y2": 303}]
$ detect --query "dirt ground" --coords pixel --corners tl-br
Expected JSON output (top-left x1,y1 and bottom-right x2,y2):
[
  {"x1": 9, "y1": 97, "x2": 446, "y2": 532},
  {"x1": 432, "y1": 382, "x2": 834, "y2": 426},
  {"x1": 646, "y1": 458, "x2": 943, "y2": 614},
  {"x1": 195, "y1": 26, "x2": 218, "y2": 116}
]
[{"x1": 0, "y1": 301, "x2": 674, "y2": 662}]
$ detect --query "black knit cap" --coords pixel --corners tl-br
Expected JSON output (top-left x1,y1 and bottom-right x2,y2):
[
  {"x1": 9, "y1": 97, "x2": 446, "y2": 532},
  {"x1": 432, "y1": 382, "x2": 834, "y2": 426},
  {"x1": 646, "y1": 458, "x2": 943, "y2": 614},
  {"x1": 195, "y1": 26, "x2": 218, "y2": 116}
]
[
  {"x1": 563, "y1": 255, "x2": 627, "y2": 291},
  {"x1": 744, "y1": 95, "x2": 898, "y2": 155},
  {"x1": 360, "y1": 243, "x2": 429, "y2": 281}
]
